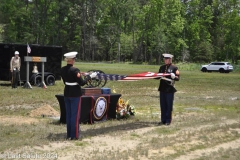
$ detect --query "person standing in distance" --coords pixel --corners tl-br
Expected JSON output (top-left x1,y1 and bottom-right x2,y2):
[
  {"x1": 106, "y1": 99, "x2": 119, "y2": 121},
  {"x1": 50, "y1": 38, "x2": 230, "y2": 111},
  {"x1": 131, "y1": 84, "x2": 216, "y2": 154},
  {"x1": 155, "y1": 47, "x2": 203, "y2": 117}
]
[
  {"x1": 10, "y1": 51, "x2": 21, "y2": 89},
  {"x1": 158, "y1": 53, "x2": 180, "y2": 126},
  {"x1": 61, "y1": 52, "x2": 97, "y2": 140}
]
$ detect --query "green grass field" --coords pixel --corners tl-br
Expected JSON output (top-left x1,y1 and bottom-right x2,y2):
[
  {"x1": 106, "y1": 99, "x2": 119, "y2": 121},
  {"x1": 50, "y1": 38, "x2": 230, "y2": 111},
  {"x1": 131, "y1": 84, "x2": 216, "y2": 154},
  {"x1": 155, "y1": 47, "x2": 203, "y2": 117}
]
[{"x1": 0, "y1": 62, "x2": 239, "y2": 160}]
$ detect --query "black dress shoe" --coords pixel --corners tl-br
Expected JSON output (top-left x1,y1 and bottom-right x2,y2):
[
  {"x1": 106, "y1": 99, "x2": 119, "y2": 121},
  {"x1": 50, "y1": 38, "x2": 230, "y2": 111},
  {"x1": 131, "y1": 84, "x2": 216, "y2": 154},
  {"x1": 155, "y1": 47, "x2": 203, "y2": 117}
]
[
  {"x1": 71, "y1": 137, "x2": 82, "y2": 141},
  {"x1": 157, "y1": 122, "x2": 165, "y2": 125},
  {"x1": 65, "y1": 137, "x2": 71, "y2": 140}
]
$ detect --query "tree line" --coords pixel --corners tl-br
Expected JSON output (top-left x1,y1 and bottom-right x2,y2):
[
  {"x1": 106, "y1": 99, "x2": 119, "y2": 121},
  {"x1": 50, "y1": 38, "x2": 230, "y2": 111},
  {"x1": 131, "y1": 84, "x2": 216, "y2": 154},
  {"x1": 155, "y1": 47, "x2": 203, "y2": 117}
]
[{"x1": 0, "y1": 0, "x2": 239, "y2": 64}]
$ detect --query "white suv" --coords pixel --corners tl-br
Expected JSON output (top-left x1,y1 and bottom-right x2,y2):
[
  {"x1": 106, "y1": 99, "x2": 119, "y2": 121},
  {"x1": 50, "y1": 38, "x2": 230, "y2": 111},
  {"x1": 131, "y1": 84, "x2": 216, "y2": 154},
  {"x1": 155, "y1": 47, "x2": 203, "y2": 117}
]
[{"x1": 201, "y1": 62, "x2": 233, "y2": 73}]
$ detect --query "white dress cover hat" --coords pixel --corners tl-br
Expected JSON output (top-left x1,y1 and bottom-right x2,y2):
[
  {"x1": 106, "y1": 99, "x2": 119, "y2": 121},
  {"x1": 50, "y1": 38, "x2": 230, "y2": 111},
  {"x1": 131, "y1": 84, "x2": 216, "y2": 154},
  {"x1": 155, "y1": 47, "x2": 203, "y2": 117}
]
[
  {"x1": 162, "y1": 53, "x2": 173, "y2": 58},
  {"x1": 64, "y1": 52, "x2": 78, "y2": 58}
]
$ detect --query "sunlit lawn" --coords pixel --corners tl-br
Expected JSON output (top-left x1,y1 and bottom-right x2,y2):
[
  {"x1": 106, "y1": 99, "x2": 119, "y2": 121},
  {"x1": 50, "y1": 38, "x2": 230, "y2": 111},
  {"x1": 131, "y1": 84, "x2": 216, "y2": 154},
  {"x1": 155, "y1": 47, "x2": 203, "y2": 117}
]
[{"x1": 0, "y1": 62, "x2": 239, "y2": 158}]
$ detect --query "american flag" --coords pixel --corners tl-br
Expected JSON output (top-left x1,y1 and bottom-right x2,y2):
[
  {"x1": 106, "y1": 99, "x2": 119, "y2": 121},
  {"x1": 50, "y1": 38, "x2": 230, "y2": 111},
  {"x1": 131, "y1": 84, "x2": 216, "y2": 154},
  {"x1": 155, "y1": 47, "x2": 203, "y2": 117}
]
[
  {"x1": 93, "y1": 72, "x2": 171, "y2": 81},
  {"x1": 27, "y1": 44, "x2": 31, "y2": 53}
]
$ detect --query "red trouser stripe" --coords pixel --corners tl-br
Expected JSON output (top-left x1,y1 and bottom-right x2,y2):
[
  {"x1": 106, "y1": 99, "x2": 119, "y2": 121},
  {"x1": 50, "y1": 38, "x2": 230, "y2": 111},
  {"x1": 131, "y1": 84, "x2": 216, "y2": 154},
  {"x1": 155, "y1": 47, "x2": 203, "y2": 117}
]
[{"x1": 75, "y1": 97, "x2": 81, "y2": 138}]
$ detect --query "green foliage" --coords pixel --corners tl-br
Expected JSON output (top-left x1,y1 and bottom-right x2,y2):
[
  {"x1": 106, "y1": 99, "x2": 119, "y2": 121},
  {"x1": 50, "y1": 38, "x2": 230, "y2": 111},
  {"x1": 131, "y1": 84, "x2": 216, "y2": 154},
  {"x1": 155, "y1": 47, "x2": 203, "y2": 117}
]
[{"x1": 0, "y1": 0, "x2": 240, "y2": 63}]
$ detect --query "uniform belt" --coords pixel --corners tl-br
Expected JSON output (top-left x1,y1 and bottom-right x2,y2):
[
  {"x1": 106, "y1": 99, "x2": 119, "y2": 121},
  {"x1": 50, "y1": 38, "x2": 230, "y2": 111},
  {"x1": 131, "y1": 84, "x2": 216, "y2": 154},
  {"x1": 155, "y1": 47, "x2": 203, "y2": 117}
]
[
  {"x1": 161, "y1": 77, "x2": 175, "y2": 85},
  {"x1": 161, "y1": 77, "x2": 173, "y2": 82},
  {"x1": 65, "y1": 82, "x2": 78, "y2": 86}
]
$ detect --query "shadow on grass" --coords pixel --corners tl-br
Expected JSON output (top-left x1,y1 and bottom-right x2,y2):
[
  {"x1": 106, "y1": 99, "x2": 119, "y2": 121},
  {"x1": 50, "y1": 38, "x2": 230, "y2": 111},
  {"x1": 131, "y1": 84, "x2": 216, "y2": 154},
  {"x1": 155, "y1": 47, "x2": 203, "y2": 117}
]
[
  {"x1": 0, "y1": 83, "x2": 12, "y2": 87},
  {"x1": 0, "y1": 82, "x2": 24, "y2": 87},
  {"x1": 47, "y1": 120, "x2": 159, "y2": 141}
]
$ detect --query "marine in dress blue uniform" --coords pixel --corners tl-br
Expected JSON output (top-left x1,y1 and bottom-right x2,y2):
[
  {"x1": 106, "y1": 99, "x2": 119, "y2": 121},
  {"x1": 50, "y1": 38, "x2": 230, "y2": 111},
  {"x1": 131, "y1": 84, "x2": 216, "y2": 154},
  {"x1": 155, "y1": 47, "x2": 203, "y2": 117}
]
[
  {"x1": 61, "y1": 52, "x2": 96, "y2": 140},
  {"x1": 158, "y1": 53, "x2": 180, "y2": 126}
]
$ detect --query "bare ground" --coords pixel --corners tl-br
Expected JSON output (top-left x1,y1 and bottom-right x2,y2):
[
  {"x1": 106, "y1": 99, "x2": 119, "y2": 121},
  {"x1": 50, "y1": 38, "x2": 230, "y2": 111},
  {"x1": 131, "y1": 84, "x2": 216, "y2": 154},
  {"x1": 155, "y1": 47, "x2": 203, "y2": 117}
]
[{"x1": 0, "y1": 104, "x2": 240, "y2": 160}]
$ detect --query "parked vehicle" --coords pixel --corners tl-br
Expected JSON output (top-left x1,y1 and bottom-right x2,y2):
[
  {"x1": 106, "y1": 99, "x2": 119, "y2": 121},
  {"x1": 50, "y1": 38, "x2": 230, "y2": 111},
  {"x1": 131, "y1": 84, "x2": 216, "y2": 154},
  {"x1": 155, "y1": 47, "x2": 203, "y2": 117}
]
[
  {"x1": 0, "y1": 43, "x2": 62, "y2": 86},
  {"x1": 201, "y1": 62, "x2": 233, "y2": 73}
]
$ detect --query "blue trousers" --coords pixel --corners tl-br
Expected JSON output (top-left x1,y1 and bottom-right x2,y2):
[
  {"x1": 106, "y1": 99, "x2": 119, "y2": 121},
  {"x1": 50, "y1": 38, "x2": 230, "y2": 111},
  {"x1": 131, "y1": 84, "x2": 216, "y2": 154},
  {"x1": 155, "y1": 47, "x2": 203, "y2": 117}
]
[
  {"x1": 160, "y1": 92, "x2": 174, "y2": 124},
  {"x1": 64, "y1": 97, "x2": 81, "y2": 139}
]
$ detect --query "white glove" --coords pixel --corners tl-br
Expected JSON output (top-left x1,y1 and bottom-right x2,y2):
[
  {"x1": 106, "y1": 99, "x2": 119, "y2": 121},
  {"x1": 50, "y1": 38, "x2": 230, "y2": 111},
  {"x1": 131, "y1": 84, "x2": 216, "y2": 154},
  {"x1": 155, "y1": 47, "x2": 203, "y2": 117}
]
[
  {"x1": 170, "y1": 73, "x2": 175, "y2": 79},
  {"x1": 90, "y1": 72, "x2": 97, "y2": 78}
]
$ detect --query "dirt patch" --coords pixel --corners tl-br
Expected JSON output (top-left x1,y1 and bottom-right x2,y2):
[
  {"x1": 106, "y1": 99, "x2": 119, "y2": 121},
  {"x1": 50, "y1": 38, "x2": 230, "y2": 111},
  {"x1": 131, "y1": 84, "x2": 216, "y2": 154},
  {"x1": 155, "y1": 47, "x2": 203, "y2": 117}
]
[
  {"x1": 1, "y1": 114, "x2": 240, "y2": 160},
  {"x1": 176, "y1": 138, "x2": 240, "y2": 160},
  {"x1": 29, "y1": 104, "x2": 60, "y2": 117},
  {"x1": 0, "y1": 116, "x2": 39, "y2": 125},
  {"x1": 0, "y1": 104, "x2": 59, "y2": 126}
]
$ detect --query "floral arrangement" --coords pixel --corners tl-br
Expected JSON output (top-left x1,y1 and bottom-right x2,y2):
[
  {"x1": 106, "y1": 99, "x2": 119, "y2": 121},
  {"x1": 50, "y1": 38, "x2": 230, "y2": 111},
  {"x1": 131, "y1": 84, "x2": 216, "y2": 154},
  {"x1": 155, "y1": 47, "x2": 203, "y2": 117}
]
[{"x1": 116, "y1": 97, "x2": 135, "y2": 119}]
